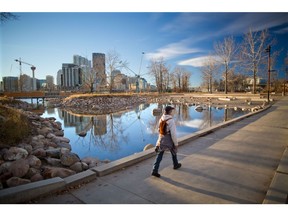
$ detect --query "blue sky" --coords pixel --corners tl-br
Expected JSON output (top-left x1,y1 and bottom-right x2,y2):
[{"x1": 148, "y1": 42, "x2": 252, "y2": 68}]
[{"x1": 1, "y1": 1, "x2": 288, "y2": 87}]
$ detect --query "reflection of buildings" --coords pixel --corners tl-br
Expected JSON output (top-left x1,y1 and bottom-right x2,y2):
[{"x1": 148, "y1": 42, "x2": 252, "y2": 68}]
[
  {"x1": 137, "y1": 103, "x2": 150, "y2": 112},
  {"x1": 92, "y1": 115, "x2": 107, "y2": 136},
  {"x1": 57, "y1": 109, "x2": 107, "y2": 136}
]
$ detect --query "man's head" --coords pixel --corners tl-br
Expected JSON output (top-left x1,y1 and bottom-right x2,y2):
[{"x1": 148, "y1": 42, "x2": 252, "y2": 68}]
[{"x1": 164, "y1": 106, "x2": 175, "y2": 115}]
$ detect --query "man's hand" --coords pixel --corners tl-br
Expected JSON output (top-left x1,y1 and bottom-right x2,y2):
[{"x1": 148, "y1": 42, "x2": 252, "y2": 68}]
[{"x1": 155, "y1": 146, "x2": 159, "y2": 153}]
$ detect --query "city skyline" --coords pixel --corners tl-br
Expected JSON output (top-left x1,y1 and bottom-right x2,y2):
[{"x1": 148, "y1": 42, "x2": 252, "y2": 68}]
[{"x1": 1, "y1": 4, "x2": 288, "y2": 88}]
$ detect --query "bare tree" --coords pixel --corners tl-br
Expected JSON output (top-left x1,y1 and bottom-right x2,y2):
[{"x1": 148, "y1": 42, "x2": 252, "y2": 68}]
[
  {"x1": 172, "y1": 66, "x2": 183, "y2": 92},
  {"x1": 0, "y1": 12, "x2": 19, "y2": 23},
  {"x1": 239, "y1": 28, "x2": 271, "y2": 94},
  {"x1": 171, "y1": 66, "x2": 191, "y2": 92},
  {"x1": 214, "y1": 36, "x2": 239, "y2": 94},
  {"x1": 105, "y1": 49, "x2": 127, "y2": 93},
  {"x1": 148, "y1": 57, "x2": 169, "y2": 93},
  {"x1": 81, "y1": 68, "x2": 96, "y2": 93},
  {"x1": 201, "y1": 55, "x2": 219, "y2": 93}
]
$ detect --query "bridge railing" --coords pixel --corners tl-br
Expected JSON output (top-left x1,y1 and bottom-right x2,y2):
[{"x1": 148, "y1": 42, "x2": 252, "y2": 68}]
[{"x1": 3, "y1": 91, "x2": 72, "y2": 99}]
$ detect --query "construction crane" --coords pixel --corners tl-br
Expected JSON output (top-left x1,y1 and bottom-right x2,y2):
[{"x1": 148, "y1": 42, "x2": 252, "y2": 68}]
[
  {"x1": 15, "y1": 58, "x2": 36, "y2": 91},
  {"x1": 120, "y1": 52, "x2": 146, "y2": 93}
]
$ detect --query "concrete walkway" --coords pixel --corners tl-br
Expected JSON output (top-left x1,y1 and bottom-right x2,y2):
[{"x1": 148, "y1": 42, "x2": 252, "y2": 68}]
[{"x1": 2, "y1": 97, "x2": 288, "y2": 204}]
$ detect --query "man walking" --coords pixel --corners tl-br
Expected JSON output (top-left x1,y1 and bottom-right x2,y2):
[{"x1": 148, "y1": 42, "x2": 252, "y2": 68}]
[{"x1": 151, "y1": 106, "x2": 181, "y2": 177}]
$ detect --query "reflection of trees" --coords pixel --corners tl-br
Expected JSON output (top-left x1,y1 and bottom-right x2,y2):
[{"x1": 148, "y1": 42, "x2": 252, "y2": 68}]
[
  {"x1": 201, "y1": 107, "x2": 213, "y2": 128},
  {"x1": 58, "y1": 103, "x2": 159, "y2": 153},
  {"x1": 49, "y1": 103, "x2": 248, "y2": 158},
  {"x1": 58, "y1": 109, "x2": 128, "y2": 152},
  {"x1": 82, "y1": 114, "x2": 129, "y2": 152},
  {"x1": 124, "y1": 104, "x2": 156, "y2": 142}
]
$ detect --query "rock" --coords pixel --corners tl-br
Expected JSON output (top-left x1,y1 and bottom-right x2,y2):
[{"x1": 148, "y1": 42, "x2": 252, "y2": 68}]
[
  {"x1": 78, "y1": 131, "x2": 87, "y2": 137},
  {"x1": 25, "y1": 167, "x2": 40, "y2": 179},
  {"x1": 82, "y1": 157, "x2": 100, "y2": 168},
  {"x1": 31, "y1": 140, "x2": 45, "y2": 149},
  {"x1": 6, "y1": 177, "x2": 31, "y2": 187},
  {"x1": 38, "y1": 127, "x2": 53, "y2": 136},
  {"x1": 143, "y1": 143, "x2": 154, "y2": 151},
  {"x1": 57, "y1": 142, "x2": 71, "y2": 150},
  {"x1": 42, "y1": 167, "x2": 76, "y2": 179},
  {"x1": 60, "y1": 152, "x2": 80, "y2": 166},
  {"x1": 46, "y1": 148, "x2": 61, "y2": 158},
  {"x1": 46, "y1": 133, "x2": 56, "y2": 139},
  {"x1": 81, "y1": 162, "x2": 89, "y2": 170},
  {"x1": 8, "y1": 159, "x2": 30, "y2": 178},
  {"x1": 0, "y1": 172, "x2": 13, "y2": 184},
  {"x1": 54, "y1": 121, "x2": 62, "y2": 130},
  {"x1": 60, "y1": 148, "x2": 71, "y2": 155},
  {"x1": 52, "y1": 136, "x2": 70, "y2": 144},
  {"x1": 26, "y1": 155, "x2": 41, "y2": 169},
  {"x1": 0, "y1": 161, "x2": 12, "y2": 174},
  {"x1": 45, "y1": 157, "x2": 61, "y2": 166},
  {"x1": 31, "y1": 148, "x2": 46, "y2": 158},
  {"x1": 18, "y1": 144, "x2": 33, "y2": 154},
  {"x1": 3, "y1": 147, "x2": 28, "y2": 161},
  {"x1": 30, "y1": 173, "x2": 44, "y2": 182},
  {"x1": 54, "y1": 130, "x2": 64, "y2": 137},
  {"x1": 69, "y1": 162, "x2": 83, "y2": 173}
]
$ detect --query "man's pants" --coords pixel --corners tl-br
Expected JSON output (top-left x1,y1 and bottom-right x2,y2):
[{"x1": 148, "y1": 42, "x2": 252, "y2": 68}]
[{"x1": 152, "y1": 149, "x2": 178, "y2": 173}]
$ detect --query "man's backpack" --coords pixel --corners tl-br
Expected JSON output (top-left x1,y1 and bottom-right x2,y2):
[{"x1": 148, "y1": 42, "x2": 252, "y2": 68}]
[{"x1": 159, "y1": 118, "x2": 172, "y2": 135}]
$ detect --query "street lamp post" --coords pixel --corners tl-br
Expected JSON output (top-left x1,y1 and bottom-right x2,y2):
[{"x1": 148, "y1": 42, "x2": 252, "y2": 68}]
[{"x1": 265, "y1": 45, "x2": 271, "y2": 103}]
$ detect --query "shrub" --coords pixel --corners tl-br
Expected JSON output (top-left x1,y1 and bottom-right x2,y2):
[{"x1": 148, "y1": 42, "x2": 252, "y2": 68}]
[{"x1": 0, "y1": 105, "x2": 31, "y2": 146}]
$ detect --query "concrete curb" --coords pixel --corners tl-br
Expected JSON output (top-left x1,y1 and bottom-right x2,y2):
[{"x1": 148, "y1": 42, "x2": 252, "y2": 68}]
[
  {"x1": 0, "y1": 105, "x2": 271, "y2": 204},
  {"x1": 263, "y1": 147, "x2": 288, "y2": 204}
]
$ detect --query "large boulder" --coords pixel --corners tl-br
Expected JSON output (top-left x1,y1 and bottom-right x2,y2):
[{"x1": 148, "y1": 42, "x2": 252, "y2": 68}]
[
  {"x1": 26, "y1": 155, "x2": 41, "y2": 169},
  {"x1": 8, "y1": 159, "x2": 30, "y2": 178},
  {"x1": 6, "y1": 177, "x2": 31, "y2": 187},
  {"x1": 60, "y1": 152, "x2": 80, "y2": 166},
  {"x1": 3, "y1": 147, "x2": 28, "y2": 161},
  {"x1": 42, "y1": 167, "x2": 76, "y2": 179}
]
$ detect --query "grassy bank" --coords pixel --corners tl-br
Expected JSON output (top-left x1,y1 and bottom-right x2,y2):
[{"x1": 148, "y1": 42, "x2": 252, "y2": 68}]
[{"x1": 0, "y1": 104, "x2": 31, "y2": 147}]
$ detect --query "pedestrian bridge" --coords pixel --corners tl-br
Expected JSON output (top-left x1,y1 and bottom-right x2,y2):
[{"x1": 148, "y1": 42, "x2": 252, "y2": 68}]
[{"x1": 2, "y1": 91, "x2": 72, "y2": 100}]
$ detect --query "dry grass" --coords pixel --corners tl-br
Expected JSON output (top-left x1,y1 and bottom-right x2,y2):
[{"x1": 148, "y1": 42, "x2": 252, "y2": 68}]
[{"x1": 0, "y1": 105, "x2": 31, "y2": 147}]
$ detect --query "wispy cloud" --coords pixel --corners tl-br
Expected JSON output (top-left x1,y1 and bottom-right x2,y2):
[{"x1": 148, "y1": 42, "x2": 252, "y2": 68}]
[
  {"x1": 274, "y1": 26, "x2": 288, "y2": 34},
  {"x1": 217, "y1": 13, "x2": 288, "y2": 36},
  {"x1": 147, "y1": 13, "x2": 288, "y2": 67},
  {"x1": 178, "y1": 56, "x2": 210, "y2": 67},
  {"x1": 145, "y1": 40, "x2": 202, "y2": 60}
]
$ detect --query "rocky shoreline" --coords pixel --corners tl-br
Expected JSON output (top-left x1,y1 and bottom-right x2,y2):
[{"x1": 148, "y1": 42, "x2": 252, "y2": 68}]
[
  {"x1": 0, "y1": 95, "x2": 154, "y2": 190},
  {"x1": 0, "y1": 104, "x2": 110, "y2": 190}
]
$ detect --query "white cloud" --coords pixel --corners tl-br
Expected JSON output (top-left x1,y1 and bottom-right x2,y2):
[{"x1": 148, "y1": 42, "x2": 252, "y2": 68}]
[
  {"x1": 178, "y1": 56, "x2": 209, "y2": 67},
  {"x1": 146, "y1": 41, "x2": 201, "y2": 60}
]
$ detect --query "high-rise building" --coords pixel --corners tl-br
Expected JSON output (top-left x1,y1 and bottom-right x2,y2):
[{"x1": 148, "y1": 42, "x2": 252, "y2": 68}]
[
  {"x1": 46, "y1": 75, "x2": 54, "y2": 90},
  {"x1": 73, "y1": 55, "x2": 91, "y2": 68},
  {"x1": 3, "y1": 76, "x2": 19, "y2": 92},
  {"x1": 73, "y1": 55, "x2": 92, "y2": 91},
  {"x1": 92, "y1": 53, "x2": 106, "y2": 91},
  {"x1": 0, "y1": 80, "x2": 3, "y2": 92},
  {"x1": 61, "y1": 64, "x2": 82, "y2": 90},
  {"x1": 57, "y1": 69, "x2": 63, "y2": 87}
]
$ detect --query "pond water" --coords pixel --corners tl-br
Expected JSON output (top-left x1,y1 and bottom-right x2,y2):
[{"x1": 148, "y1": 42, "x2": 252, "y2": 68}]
[{"x1": 40, "y1": 103, "x2": 249, "y2": 161}]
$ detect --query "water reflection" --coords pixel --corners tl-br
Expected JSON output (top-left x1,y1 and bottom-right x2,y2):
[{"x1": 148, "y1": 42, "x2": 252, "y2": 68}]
[{"x1": 41, "y1": 104, "x2": 249, "y2": 161}]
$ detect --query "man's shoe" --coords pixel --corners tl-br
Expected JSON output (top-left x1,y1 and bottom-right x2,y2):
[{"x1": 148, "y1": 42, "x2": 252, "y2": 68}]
[
  {"x1": 151, "y1": 172, "x2": 161, "y2": 178},
  {"x1": 173, "y1": 163, "x2": 182, "y2": 170}
]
